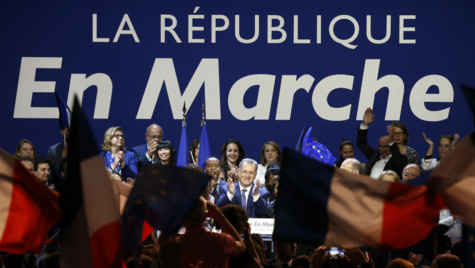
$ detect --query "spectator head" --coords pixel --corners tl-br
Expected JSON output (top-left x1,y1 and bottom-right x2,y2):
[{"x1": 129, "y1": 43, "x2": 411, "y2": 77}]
[
  {"x1": 339, "y1": 139, "x2": 355, "y2": 161},
  {"x1": 102, "y1": 126, "x2": 126, "y2": 152},
  {"x1": 340, "y1": 158, "x2": 362, "y2": 175},
  {"x1": 402, "y1": 164, "x2": 421, "y2": 183},
  {"x1": 259, "y1": 141, "x2": 282, "y2": 166},
  {"x1": 391, "y1": 122, "x2": 410, "y2": 145},
  {"x1": 189, "y1": 138, "x2": 200, "y2": 164},
  {"x1": 238, "y1": 158, "x2": 258, "y2": 188},
  {"x1": 19, "y1": 156, "x2": 35, "y2": 174},
  {"x1": 220, "y1": 204, "x2": 249, "y2": 234},
  {"x1": 35, "y1": 158, "x2": 51, "y2": 183},
  {"x1": 378, "y1": 170, "x2": 401, "y2": 183},
  {"x1": 431, "y1": 253, "x2": 462, "y2": 268},
  {"x1": 15, "y1": 139, "x2": 37, "y2": 159}
]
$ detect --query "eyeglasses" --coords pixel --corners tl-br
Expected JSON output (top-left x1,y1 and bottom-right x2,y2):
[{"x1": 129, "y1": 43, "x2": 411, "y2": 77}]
[
  {"x1": 113, "y1": 134, "x2": 125, "y2": 139},
  {"x1": 146, "y1": 133, "x2": 162, "y2": 140},
  {"x1": 394, "y1": 132, "x2": 405, "y2": 136}
]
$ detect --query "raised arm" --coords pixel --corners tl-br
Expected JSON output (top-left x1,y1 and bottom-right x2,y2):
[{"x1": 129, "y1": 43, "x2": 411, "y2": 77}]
[{"x1": 206, "y1": 201, "x2": 246, "y2": 256}]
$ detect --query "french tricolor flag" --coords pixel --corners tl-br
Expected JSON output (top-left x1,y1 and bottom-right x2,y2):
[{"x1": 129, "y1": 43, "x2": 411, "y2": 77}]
[
  {"x1": 274, "y1": 148, "x2": 445, "y2": 250},
  {"x1": 0, "y1": 148, "x2": 61, "y2": 254},
  {"x1": 59, "y1": 98, "x2": 123, "y2": 268}
]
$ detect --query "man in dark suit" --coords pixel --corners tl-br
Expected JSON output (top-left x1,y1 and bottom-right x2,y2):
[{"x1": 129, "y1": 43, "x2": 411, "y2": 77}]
[
  {"x1": 47, "y1": 128, "x2": 69, "y2": 168},
  {"x1": 130, "y1": 124, "x2": 163, "y2": 170},
  {"x1": 357, "y1": 107, "x2": 407, "y2": 178},
  {"x1": 217, "y1": 158, "x2": 269, "y2": 218}
]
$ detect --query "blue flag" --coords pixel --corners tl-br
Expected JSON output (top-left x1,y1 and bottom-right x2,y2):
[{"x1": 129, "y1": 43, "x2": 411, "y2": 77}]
[
  {"x1": 197, "y1": 122, "x2": 211, "y2": 170},
  {"x1": 122, "y1": 164, "x2": 210, "y2": 256},
  {"x1": 300, "y1": 127, "x2": 336, "y2": 166},
  {"x1": 295, "y1": 125, "x2": 309, "y2": 152},
  {"x1": 54, "y1": 92, "x2": 71, "y2": 130},
  {"x1": 176, "y1": 123, "x2": 188, "y2": 167}
]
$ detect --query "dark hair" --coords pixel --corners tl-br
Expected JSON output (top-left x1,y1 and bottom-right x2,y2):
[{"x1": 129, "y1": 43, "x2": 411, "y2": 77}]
[
  {"x1": 265, "y1": 162, "x2": 281, "y2": 196},
  {"x1": 155, "y1": 140, "x2": 176, "y2": 166},
  {"x1": 335, "y1": 139, "x2": 354, "y2": 167},
  {"x1": 259, "y1": 141, "x2": 282, "y2": 166},
  {"x1": 391, "y1": 122, "x2": 410, "y2": 145},
  {"x1": 19, "y1": 156, "x2": 35, "y2": 165},
  {"x1": 34, "y1": 157, "x2": 51, "y2": 171},
  {"x1": 339, "y1": 139, "x2": 354, "y2": 152},
  {"x1": 439, "y1": 134, "x2": 454, "y2": 145},
  {"x1": 220, "y1": 139, "x2": 245, "y2": 175},
  {"x1": 220, "y1": 204, "x2": 249, "y2": 234},
  {"x1": 189, "y1": 138, "x2": 200, "y2": 164}
]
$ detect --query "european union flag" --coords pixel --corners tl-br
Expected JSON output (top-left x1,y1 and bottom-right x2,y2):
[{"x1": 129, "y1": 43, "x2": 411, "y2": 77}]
[
  {"x1": 300, "y1": 127, "x2": 336, "y2": 166},
  {"x1": 122, "y1": 164, "x2": 210, "y2": 255}
]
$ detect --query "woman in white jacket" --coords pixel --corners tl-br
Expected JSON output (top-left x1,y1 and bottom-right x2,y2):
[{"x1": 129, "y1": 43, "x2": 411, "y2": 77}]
[{"x1": 421, "y1": 133, "x2": 459, "y2": 170}]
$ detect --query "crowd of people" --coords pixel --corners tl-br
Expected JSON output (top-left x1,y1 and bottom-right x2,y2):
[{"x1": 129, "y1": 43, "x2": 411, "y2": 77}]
[{"x1": 2, "y1": 106, "x2": 466, "y2": 268}]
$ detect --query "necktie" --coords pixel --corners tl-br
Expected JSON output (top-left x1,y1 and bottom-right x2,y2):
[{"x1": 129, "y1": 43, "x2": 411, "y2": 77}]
[
  {"x1": 241, "y1": 189, "x2": 247, "y2": 210},
  {"x1": 212, "y1": 183, "x2": 218, "y2": 204}
]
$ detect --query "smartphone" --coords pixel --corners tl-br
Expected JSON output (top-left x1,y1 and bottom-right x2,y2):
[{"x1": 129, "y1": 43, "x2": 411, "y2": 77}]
[{"x1": 325, "y1": 247, "x2": 345, "y2": 259}]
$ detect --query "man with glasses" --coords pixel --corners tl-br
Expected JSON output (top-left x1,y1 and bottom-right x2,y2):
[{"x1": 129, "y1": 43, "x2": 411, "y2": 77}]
[
  {"x1": 217, "y1": 158, "x2": 269, "y2": 218},
  {"x1": 130, "y1": 124, "x2": 163, "y2": 170}
]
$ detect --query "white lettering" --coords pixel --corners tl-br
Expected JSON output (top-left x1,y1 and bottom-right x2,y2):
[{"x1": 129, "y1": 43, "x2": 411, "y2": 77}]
[
  {"x1": 235, "y1": 15, "x2": 260, "y2": 44},
  {"x1": 357, "y1": 59, "x2": 404, "y2": 120},
  {"x1": 92, "y1": 14, "x2": 110, "y2": 43},
  {"x1": 409, "y1": 75, "x2": 453, "y2": 121},
  {"x1": 228, "y1": 75, "x2": 276, "y2": 120},
  {"x1": 267, "y1": 15, "x2": 286, "y2": 43},
  {"x1": 68, "y1": 73, "x2": 113, "y2": 119},
  {"x1": 113, "y1": 14, "x2": 140, "y2": 43},
  {"x1": 399, "y1": 15, "x2": 416, "y2": 44},
  {"x1": 276, "y1": 75, "x2": 314, "y2": 120},
  {"x1": 293, "y1": 15, "x2": 310, "y2": 44},
  {"x1": 14, "y1": 57, "x2": 62, "y2": 118},
  {"x1": 211, "y1": 15, "x2": 230, "y2": 43},
  {"x1": 160, "y1": 15, "x2": 182, "y2": 43},
  {"x1": 137, "y1": 58, "x2": 221, "y2": 119},
  {"x1": 329, "y1": 15, "x2": 359, "y2": 49},
  {"x1": 312, "y1": 75, "x2": 354, "y2": 121},
  {"x1": 188, "y1": 7, "x2": 205, "y2": 43},
  {"x1": 366, "y1": 15, "x2": 391, "y2": 44}
]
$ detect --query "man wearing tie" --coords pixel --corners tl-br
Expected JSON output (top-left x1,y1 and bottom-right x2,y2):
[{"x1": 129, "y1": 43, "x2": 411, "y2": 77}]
[{"x1": 217, "y1": 158, "x2": 269, "y2": 218}]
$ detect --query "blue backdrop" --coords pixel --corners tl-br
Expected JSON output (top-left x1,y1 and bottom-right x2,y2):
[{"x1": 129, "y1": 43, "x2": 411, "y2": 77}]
[{"x1": 1, "y1": 1, "x2": 474, "y2": 163}]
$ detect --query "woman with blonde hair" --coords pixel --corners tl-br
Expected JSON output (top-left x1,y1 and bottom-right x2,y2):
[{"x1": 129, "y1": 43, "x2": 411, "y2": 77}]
[
  {"x1": 378, "y1": 170, "x2": 401, "y2": 183},
  {"x1": 101, "y1": 126, "x2": 138, "y2": 180},
  {"x1": 15, "y1": 139, "x2": 37, "y2": 159},
  {"x1": 256, "y1": 141, "x2": 282, "y2": 187}
]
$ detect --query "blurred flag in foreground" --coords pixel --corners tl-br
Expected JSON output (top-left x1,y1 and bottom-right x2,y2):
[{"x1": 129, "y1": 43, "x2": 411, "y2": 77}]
[
  {"x1": 60, "y1": 98, "x2": 123, "y2": 268},
  {"x1": 274, "y1": 148, "x2": 444, "y2": 250},
  {"x1": 0, "y1": 148, "x2": 61, "y2": 254},
  {"x1": 122, "y1": 164, "x2": 209, "y2": 256}
]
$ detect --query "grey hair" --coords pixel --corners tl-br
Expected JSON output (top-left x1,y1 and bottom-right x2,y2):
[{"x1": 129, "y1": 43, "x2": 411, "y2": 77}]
[{"x1": 239, "y1": 158, "x2": 258, "y2": 172}]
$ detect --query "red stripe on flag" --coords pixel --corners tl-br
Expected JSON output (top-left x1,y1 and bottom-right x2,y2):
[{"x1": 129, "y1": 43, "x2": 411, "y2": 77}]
[
  {"x1": 0, "y1": 161, "x2": 60, "y2": 254},
  {"x1": 141, "y1": 221, "x2": 154, "y2": 242},
  {"x1": 381, "y1": 183, "x2": 444, "y2": 249},
  {"x1": 89, "y1": 221, "x2": 123, "y2": 268}
]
